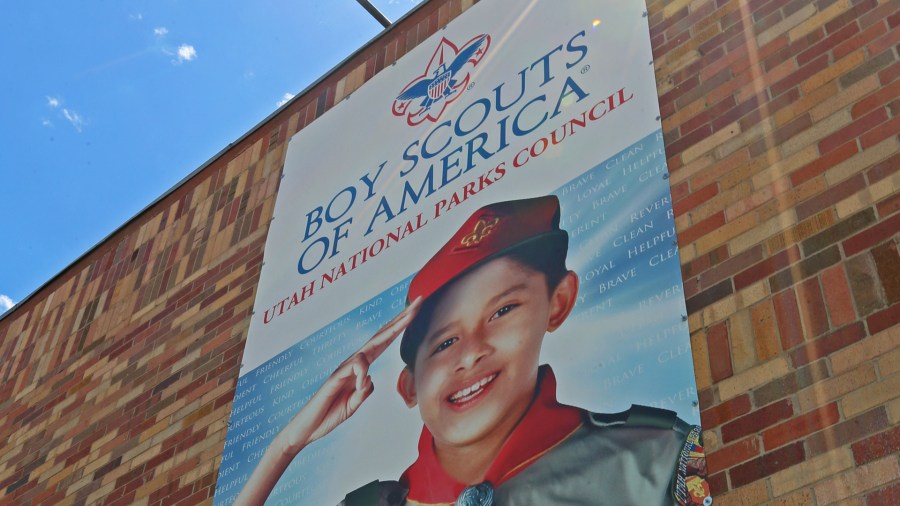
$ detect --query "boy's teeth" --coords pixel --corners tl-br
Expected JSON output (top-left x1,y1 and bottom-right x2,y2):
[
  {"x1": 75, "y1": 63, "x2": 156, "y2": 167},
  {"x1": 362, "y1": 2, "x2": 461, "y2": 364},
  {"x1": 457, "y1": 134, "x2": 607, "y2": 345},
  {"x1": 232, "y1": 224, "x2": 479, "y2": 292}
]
[{"x1": 450, "y1": 374, "x2": 497, "y2": 402}]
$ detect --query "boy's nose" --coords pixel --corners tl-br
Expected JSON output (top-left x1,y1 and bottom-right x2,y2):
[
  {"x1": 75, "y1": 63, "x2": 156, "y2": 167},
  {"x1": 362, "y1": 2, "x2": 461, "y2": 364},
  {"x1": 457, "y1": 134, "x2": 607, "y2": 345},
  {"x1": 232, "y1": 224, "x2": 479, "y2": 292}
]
[{"x1": 456, "y1": 331, "x2": 492, "y2": 371}]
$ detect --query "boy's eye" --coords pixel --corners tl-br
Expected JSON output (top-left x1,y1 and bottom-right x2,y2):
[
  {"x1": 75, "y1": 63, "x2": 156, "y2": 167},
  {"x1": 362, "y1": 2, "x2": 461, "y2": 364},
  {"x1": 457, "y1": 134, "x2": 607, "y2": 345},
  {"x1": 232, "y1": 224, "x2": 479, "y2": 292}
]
[
  {"x1": 433, "y1": 337, "x2": 458, "y2": 354},
  {"x1": 489, "y1": 303, "x2": 519, "y2": 321}
]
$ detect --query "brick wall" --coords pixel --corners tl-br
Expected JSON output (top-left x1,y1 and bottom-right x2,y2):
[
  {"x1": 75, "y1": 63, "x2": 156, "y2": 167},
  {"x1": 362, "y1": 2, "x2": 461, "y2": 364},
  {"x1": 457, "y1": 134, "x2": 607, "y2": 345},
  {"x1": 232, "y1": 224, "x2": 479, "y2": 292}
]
[
  {"x1": 0, "y1": 0, "x2": 896, "y2": 504},
  {"x1": 648, "y1": 0, "x2": 900, "y2": 503}
]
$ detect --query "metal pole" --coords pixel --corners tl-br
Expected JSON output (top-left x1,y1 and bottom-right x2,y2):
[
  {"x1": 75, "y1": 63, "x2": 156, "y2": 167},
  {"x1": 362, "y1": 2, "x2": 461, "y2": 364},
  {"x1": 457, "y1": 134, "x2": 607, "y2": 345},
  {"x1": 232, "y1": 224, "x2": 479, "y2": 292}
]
[{"x1": 355, "y1": 0, "x2": 392, "y2": 28}]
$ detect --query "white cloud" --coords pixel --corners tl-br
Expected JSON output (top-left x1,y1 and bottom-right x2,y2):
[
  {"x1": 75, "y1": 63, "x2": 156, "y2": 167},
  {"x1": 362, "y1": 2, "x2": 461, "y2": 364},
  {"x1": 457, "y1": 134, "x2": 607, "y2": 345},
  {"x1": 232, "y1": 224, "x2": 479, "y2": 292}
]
[
  {"x1": 129, "y1": 13, "x2": 143, "y2": 21},
  {"x1": 46, "y1": 96, "x2": 60, "y2": 108},
  {"x1": 0, "y1": 295, "x2": 14, "y2": 312},
  {"x1": 154, "y1": 27, "x2": 168, "y2": 37},
  {"x1": 41, "y1": 118, "x2": 53, "y2": 127},
  {"x1": 175, "y1": 44, "x2": 197, "y2": 63},
  {"x1": 276, "y1": 92, "x2": 295, "y2": 107},
  {"x1": 62, "y1": 108, "x2": 85, "y2": 132}
]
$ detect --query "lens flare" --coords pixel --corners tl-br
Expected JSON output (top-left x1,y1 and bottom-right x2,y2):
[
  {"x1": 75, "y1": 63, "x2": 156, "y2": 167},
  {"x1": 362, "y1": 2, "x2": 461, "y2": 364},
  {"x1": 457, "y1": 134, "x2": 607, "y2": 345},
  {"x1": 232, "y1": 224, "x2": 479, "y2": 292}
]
[{"x1": 592, "y1": 19, "x2": 601, "y2": 29}]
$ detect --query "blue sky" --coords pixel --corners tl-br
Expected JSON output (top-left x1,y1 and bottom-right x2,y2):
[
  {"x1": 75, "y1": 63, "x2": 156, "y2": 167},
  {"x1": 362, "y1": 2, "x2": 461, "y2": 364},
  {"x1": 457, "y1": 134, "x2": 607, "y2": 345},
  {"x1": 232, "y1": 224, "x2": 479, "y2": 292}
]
[{"x1": 0, "y1": 0, "x2": 422, "y2": 312}]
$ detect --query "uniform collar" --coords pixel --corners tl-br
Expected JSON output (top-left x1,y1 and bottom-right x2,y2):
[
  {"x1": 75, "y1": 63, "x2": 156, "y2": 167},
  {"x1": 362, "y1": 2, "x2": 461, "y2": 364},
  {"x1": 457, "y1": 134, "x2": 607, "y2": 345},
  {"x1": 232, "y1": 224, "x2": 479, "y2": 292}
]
[{"x1": 400, "y1": 365, "x2": 584, "y2": 504}]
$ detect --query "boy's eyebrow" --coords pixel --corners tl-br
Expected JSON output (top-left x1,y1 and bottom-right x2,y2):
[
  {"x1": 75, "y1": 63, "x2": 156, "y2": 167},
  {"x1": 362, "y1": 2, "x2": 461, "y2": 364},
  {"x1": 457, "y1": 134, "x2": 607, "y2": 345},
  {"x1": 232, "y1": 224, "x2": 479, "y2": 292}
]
[{"x1": 423, "y1": 282, "x2": 530, "y2": 346}]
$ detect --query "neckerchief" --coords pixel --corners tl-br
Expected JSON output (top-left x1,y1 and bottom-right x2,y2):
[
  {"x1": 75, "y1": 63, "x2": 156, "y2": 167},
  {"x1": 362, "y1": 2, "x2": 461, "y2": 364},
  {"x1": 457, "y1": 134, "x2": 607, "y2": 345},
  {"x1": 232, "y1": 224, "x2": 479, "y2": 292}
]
[{"x1": 400, "y1": 365, "x2": 584, "y2": 505}]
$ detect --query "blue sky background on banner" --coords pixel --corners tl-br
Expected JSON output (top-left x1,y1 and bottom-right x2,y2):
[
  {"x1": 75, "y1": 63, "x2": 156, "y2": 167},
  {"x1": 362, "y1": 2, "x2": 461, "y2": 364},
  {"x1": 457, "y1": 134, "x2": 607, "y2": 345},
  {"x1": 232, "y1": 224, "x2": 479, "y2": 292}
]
[
  {"x1": 214, "y1": 130, "x2": 697, "y2": 506},
  {"x1": 0, "y1": 0, "x2": 423, "y2": 312}
]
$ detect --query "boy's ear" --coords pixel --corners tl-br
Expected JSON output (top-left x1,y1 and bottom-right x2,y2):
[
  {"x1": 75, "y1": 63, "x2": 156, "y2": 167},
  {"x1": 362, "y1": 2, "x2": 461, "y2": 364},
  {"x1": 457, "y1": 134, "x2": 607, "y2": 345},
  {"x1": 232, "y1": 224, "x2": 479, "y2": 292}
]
[
  {"x1": 547, "y1": 271, "x2": 579, "y2": 332},
  {"x1": 397, "y1": 367, "x2": 418, "y2": 408}
]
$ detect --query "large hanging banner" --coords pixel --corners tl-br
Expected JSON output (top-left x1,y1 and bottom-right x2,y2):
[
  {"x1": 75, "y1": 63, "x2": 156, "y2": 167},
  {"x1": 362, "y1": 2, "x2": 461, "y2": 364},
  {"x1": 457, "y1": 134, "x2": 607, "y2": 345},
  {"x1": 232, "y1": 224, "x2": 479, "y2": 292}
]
[{"x1": 215, "y1": 1, "x2": 709, "y2": 505}]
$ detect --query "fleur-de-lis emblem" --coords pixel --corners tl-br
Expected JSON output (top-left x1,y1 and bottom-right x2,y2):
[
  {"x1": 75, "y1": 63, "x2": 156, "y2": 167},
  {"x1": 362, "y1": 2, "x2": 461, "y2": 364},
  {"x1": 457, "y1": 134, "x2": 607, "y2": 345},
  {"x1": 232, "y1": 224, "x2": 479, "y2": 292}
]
[{"x1": 460, "y1": 218, "x2": 500, "y2": 247}]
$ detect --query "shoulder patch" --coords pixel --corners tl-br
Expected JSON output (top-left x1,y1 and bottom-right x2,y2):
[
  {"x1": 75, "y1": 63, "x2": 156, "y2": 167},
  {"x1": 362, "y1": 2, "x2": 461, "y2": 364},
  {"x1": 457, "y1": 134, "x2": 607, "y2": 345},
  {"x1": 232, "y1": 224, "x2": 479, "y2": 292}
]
[{"x1": 673, "y1": 425, "x2": 712, "y2": 506}]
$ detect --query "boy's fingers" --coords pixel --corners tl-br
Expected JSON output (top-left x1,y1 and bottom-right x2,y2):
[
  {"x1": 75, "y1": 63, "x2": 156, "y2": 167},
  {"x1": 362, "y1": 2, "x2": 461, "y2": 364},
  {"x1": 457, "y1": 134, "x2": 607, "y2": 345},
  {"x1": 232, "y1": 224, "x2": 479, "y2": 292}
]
[{"x1": 359, "y1": 297, "x2": 422, "y2": 361}]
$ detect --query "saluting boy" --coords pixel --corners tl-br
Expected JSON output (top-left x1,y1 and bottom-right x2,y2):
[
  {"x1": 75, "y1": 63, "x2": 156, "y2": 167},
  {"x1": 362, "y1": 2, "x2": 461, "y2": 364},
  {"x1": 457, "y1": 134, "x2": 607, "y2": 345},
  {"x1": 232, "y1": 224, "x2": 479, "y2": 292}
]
[{"x1": 236, "y1": 196, "x2": 710, "y2": 506}]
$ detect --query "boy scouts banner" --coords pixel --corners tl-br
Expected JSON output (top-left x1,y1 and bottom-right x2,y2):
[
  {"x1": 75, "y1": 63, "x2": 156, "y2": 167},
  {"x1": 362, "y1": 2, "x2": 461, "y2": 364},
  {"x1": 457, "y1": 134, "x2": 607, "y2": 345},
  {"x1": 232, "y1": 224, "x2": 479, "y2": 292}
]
[{"x1": 214, "y1": 1, "x2": 706, "y2": 504}]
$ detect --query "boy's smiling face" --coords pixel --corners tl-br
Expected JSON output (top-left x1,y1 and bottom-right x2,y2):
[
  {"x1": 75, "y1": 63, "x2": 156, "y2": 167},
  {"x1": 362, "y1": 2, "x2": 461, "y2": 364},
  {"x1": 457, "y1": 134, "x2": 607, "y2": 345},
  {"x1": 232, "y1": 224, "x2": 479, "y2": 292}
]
[{"x1": 397, "y1": 256, "x2": 577, "y2": 450}]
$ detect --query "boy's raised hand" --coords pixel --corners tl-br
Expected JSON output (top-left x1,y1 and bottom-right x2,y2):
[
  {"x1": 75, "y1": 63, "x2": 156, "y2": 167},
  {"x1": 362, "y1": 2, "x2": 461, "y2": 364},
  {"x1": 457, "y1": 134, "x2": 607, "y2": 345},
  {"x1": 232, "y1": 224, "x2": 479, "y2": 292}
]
[
  {"x1": 277, "y1": 296, "x2": 422, "y2": 454},
  {"x1": 236, "y1": 298, "x2": 422, "y2": 506}
]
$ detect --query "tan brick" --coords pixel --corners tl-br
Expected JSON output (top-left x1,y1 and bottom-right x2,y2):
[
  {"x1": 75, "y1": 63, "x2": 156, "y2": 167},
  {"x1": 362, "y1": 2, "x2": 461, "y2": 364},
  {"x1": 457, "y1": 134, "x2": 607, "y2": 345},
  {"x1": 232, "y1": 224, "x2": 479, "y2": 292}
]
[
  {"x1": 789, "y1": 0, "x2": 853, "y2": 42},
  {"x1": 771, "y1": 489, "x2": 817, "y2": 506},
  {"x1": 695, "y1": 211, "x2": 759, "y2": 254},
  {"x1": 771, "y1": 447, "x2": 854, "y2": 496},
  {"x1": 691, "y1": 329, "x2": 713, "y2": 390},
  {"x1": 825, "y1": 136, "x2": 898, "y2": 186},
  {"x1": 683, "y1": 122, "x2": 742, "y2": 163},
  {"x1": 662, "y1": 0, "x2": 693, "y2": 17},
  {"x1": 751, "y1": 146, "x2": 817, "y2": 190},
  {"x1": 717, "y1": 118, "x2": 776, "y2": 159},
  {"x1": 715, "y1": 480, "x2": 770, "y2": 506},
  {"x1": 758, "y1": 4, "x2": 817, "y2": 47},
  {"x1": 810, "y1": 75, "x2": 880, "y2": 123},
  {"x1": 730, "y1": 209, "x2": 799, "y2": 254},
  {"x1": 888, "y1": 398, "x2": 900, "y2": 425},
  {"x1": 878, "y1": 345, "x2": 900, "y2": 377},
  {"x1": 719, "y1": 357, "x2": 791, "y2": 401},
  {"x1": 775, "y1": 80, "x2": 839, "y2": 128},
  {"x1": 836, "y1": 172, "x2": 900, "y2": 219},
  {"x1": 797, "y1": 363, "x2": 878, "y2": 413},
  {"x1": 781, "y1": 109, "x2": 853, "y2": 157},
  {"x1": 814, "y1": 456, "x2": 900, "y2": 504},
  {"x1": 842, "y1": 372, "x2": 900, "y2": 417},
  {"x1": 831, "y1": 325, "x2": 900, "y2": 374},
  {"x1": 730, "y1": 309, "x2": 756, "y2": 373},
  {"x1": 701, "y1": 293, "x2": 737, "y2": 326}
]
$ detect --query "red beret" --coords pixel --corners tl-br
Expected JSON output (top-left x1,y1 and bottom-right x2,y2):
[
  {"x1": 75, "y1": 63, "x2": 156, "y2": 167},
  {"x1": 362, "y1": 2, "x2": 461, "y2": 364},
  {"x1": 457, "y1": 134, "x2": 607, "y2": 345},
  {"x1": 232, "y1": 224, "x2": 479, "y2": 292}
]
[{"x1": 401, "y1": 195, "x2": 567, "y2": 364}]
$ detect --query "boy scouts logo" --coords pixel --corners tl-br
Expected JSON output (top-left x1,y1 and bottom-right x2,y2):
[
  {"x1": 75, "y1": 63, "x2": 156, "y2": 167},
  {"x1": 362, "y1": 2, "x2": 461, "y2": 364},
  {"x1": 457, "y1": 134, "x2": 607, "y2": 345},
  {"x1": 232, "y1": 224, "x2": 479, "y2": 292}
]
[
  {"x1": 393, "y1": 34, "x2": 491, "y2": 126},
  {"x1": 460, "y1": 217, "x2": 500, "y2": 248}
]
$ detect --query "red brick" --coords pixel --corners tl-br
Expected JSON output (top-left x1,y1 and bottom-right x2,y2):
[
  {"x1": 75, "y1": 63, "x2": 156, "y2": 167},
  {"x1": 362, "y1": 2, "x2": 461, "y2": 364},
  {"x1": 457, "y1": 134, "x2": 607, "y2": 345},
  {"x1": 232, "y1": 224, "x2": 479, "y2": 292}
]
[
  {"x1": 770, "y1": 54, "x2": 829, "y2": 97},
  {"x1": 866, "y1": 302, "x2": 900, "y2": 334},
  {"x1": 842, "y1": 212, "x2": 900, "y2": 256},
  {"x1": 682, "y1": 245, "x2": 730, "y2": 279},
  {"x1": 861, "y1": 114, "x2": 900, "y2": 149},
  {"x1": 708, "y1": 471, "x2": 728, "y2": 496},
  {"x1": 707, "y1": 436, "x2": 761, "y2": 471},
  {"x1": 722, "y1": 399, "x2": 794, "y2": 443},
  {"x1": 734, "y1": 246, "x2": 801, "y2": 290},
  {"x1": 867, "y1": 482, "x2": 900, "y2": 506},
  {"x1": 796, "y1": 173, "x2": 867, "y2": 220},
  {"x1": 867, "y1": 20, "x2": 900, "y2": 55},
  {"x1": 671, "y1": 180, "x2": 690, "y2": 203},
  {"x1": 762, "y1": 402, "x2": 840, "y2": 450},
  {"x1": 678, "y1": 211, "x2": 727, "y2": 246},
  {"x1": 818, "y1": 107, "x2": 889, "y2": 154},
  {"x1": 674, "y1": 182, "x2": 719, "y2": 216},
  {"x1": 796, "y1": 276, "x2": 829, "y2": 337},
  {"x1": 790, "y1": 321, "x2": 866, "y2": 367},
  {"x1": 851, "y1": 426, "x2": 900, "y2": 465},
  {"x1": 797, "y1": 21, "x2": 860, "y2": 66},
  {"x1": 872, "y1": 240, "x2": 900, "y2": 304},
  {"x1": 667, "y1": 124, "x2": 714, "y2": 158},
  {"x1": 729, "y1": 441, "x2": 805, "y2": 488},
  {"x1": 700, "y1": 245, "x2": 764, "y2": 290},
  {"x1": 774, "y1": 287, "x2": 805, "y2": 350},
  {"x1": 701, "y1": 393, "x2": 752, "y2": 428},
  {"x1": 680, "y1": 95, "x2": 736, "y2": 135},
  {"x1": 708, "y1": 321, "x2": 734, "y2": 382},
  {"x1": 877, "y1": 192, "x2": 900, "y2": 218},
  {"x1": 851, "y1": 78, "x2": 900, "y2": 119},
  {"x1": 879, "y1": 59, "x2": 900, "y2": 85},
  {"x1": 866, "y1": 152, "x2": 900, "y2": 185},
  {"x1": 790, "y1": 140, "x2": 858, "y2": 186},
  {"x1": 822, "y1": 265, "x2": 857, "y2": 326}
]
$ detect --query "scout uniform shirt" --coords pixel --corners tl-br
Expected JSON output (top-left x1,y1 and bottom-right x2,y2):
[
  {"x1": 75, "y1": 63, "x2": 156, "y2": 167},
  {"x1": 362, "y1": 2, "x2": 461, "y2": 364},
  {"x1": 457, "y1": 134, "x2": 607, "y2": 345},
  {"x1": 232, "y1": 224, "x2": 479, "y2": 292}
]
[{"x1": 341, "y1": 366, "x2": 711, "y2": 506}]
